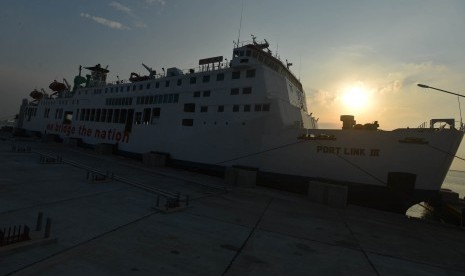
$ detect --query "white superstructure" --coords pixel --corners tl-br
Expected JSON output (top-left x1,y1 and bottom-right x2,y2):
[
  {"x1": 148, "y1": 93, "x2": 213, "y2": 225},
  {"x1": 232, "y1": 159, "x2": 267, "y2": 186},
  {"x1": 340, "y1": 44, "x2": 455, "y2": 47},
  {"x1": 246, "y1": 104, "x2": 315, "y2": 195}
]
[{"x1": 17, "y1": 38, "x2": 464, "y2": 212}]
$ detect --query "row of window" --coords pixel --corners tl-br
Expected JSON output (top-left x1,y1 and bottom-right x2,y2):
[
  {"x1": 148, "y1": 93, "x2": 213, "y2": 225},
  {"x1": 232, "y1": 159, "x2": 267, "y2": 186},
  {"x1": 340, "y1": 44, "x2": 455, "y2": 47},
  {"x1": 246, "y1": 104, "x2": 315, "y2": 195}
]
[
  {"x1": 136, "y1": 93, "x2": 179, "y2": 105},
  {"x1": 40, "y1": 99, "x2": 75, "y2": 106},
  {"x1": 106, "y1": 97, "x2": 133, "y2": 106},
  {"x1": 181, "y1": 118, "x2": 251, "y2": 127},
  {"x1": 184, "y1": 103, "x2": 271, "y2": 113},
  {"x1": 80, "y1": 69, "x2": 257, "y2": 95},
  {"x1": 24, "y1": 107, "x2": 37, "y2": 121}
]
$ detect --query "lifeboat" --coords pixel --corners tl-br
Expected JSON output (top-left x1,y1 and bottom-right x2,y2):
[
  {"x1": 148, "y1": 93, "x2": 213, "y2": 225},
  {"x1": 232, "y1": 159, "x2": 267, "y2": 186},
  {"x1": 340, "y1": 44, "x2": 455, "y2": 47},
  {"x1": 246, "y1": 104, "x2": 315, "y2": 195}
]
[
  {"x1": 49, "y1": 80, "x2": 67, "y2": 92},
  {"x1": 129, "y1": 72, "x2": 150, "y2": 82},
  {"x1": 29, "y1": 89, "x2": 44, "y2": 100}
]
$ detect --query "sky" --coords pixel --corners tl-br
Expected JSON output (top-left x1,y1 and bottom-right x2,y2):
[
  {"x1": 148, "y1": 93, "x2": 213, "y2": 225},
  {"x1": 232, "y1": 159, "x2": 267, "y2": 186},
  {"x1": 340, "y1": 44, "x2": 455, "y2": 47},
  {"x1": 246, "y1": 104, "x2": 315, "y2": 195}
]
[{"x1": 1, "y1": 0, "x2": 465, "y2": 169}]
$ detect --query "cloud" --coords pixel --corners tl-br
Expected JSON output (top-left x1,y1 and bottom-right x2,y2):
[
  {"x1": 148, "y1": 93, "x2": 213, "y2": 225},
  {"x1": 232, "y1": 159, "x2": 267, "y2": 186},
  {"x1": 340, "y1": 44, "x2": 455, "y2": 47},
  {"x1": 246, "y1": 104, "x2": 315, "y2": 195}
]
[
  {"x1": 108, "y1": 2, "x2": 147, "y2": 28},
  {"x1": 80, "y1": 13, "x2": 130, "y2": 30},
  {"x1": 308, "y1": 88, "x2": 336, "y2": 107},
  {"x1": 145, "y1": 0, "x2": 166, "y2": 5},
  {"x1": 109, "y1": 2, "x2": 132, "y2": 15}
]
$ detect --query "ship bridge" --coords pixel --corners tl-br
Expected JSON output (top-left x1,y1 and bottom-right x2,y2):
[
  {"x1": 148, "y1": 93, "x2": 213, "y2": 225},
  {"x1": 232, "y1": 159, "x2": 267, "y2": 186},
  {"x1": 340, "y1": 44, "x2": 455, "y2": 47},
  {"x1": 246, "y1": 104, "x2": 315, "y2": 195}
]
[{"x1": 230, "y1": 37, "x2": 303, "y2": 93}]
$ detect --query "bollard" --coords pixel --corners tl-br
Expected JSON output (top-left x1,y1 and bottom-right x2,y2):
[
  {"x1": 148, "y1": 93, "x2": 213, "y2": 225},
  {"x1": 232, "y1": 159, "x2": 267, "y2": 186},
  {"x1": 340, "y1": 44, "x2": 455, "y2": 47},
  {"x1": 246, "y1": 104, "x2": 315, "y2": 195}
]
[
  {"x1": 36, "y1": 212, "x2": 43, "y2": 231},
  {"x1": 44, "y1": 218, "x2": 52, "y2": 238}
]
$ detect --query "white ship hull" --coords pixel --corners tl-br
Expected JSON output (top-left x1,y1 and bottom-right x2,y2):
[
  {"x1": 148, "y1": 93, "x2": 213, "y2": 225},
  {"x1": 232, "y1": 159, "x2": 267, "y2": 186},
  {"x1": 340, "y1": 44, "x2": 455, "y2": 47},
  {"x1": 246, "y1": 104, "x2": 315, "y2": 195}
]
[{"x1": 16, "y1": 39, "x2": 464, "y2": 212}]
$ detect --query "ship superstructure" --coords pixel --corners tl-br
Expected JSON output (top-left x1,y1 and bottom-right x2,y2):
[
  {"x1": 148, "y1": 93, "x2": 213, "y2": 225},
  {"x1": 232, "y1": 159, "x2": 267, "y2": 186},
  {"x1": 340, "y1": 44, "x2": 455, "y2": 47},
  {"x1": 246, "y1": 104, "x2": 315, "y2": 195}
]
[{"x1": 16, "y1": 37, "x2": 464, "y2": 212}]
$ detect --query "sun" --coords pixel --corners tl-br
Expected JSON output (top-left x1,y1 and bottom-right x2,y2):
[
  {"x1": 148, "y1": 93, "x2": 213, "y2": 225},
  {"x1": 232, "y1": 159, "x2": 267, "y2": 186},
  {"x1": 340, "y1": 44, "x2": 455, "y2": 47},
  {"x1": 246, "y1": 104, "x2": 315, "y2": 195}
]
[{"x1": 342, "y1": 85, "x2": 370, "y2": 110}]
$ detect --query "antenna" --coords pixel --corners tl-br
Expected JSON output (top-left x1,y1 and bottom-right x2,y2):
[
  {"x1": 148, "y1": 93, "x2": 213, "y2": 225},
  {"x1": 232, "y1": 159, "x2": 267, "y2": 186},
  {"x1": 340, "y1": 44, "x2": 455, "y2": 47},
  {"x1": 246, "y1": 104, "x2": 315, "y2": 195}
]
[{"x1": 236, "y1": 0, "x2": 244, "y2": 46}]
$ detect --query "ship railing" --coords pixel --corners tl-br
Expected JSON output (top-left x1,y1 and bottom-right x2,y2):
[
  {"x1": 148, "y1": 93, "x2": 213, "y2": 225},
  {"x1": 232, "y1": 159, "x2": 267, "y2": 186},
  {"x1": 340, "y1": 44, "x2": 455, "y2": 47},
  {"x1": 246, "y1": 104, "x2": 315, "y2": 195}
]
[
  {"x1": 104, "y1": 63, "x2": 231, "y2": 86},
  {"x1": 417, "y1": 121, "x2": 427, "y2": 128}
]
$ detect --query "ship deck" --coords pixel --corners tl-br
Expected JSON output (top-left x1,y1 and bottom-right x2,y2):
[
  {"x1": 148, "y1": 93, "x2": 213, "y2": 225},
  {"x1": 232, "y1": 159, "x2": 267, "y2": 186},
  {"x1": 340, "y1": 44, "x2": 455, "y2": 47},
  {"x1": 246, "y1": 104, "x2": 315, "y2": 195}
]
[{"x1": 0, "y1": 135, "x2": 465, "y2": 275}]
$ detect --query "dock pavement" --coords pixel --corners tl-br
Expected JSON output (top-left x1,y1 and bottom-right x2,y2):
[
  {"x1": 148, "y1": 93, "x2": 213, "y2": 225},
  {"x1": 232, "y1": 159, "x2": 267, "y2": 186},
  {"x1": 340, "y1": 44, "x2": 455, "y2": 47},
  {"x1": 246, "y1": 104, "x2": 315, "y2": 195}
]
[{"x1": 0, "y1": 138, "x2": 464, "y2": 276}]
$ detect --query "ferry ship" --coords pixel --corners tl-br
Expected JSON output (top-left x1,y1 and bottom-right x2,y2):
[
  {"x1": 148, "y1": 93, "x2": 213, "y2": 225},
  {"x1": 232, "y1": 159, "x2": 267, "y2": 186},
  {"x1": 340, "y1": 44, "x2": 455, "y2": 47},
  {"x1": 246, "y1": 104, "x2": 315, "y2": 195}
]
[{"x1": 16, "y1": 37, "x2": 464, "y2": 212}]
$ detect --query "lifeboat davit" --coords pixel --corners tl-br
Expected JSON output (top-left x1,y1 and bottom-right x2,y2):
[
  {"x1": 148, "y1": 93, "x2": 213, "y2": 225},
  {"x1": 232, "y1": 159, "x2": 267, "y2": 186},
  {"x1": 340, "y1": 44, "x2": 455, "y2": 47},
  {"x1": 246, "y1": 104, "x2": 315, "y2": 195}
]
[
  {"x1": 49, "y1": 80, "x2": 67, "y2": 92},
  {"x1": 129, "y1": 72, "x2": 150, "y2": 82},
  {"x1": 29, "y1": 89, "x2": 43, "y2": 100}
]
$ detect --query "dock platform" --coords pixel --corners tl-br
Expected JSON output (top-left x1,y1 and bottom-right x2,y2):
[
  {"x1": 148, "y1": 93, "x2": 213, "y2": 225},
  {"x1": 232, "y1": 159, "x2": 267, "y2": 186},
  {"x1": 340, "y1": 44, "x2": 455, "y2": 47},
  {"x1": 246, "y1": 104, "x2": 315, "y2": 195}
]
[{"x1": 0, "y1": 138, "x2": 464, "y2": 275}]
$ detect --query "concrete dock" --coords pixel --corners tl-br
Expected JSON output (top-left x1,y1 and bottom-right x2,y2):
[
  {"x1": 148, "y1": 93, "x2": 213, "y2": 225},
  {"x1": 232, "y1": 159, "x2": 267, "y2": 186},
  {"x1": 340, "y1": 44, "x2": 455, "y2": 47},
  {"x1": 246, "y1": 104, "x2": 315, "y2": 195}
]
[{"x1": 1, "y1": 138, "x2": 465, "y2": 275}]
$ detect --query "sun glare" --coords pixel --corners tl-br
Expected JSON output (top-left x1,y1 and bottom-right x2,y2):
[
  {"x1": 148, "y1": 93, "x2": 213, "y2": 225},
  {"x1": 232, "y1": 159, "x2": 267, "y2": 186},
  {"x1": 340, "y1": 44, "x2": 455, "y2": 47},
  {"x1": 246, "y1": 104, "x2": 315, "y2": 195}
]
[{"x1": 342, "y1": 86, "x2": 370, "y2": 110}]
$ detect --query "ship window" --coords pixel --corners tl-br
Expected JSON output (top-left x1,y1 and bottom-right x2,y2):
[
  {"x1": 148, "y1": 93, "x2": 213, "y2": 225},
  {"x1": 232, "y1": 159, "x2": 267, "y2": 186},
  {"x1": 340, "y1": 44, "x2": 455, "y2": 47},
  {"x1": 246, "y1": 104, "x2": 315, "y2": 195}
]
[
  {"x1": 120, "y1": 109, "x2": 127, "y2": 124},
  {"x1": 233, "y1": 105, "x2": 239, "y2": 112},
  {"x1": 105, "y1": 88, "x2": 108, "y2": 93},
  {"x1": 144, "y1": 96, "x2": 149, "y2": 105},
  {"x1": 203, "y1": 90, "x2": 211, "y2": 97},
  {"x1": 131, "y1": 85, "x2": 135, "y2": 91},
  {"x1": 232, "y1": 71, "x2": 240, "y2": 79},
  {"x1": 136, "y1": 97, "x2": 141, "y2": 105},
  {"x1": 240, "y1": 51, "x2": 244, "y2": 57},
  {"x1": 110, "y1": 87, "x2": 114, "y2": 93},
  {"x1": 243, "y1": 87, "x2": 252, "y2": 94},
  {"x1": 174, "y1": 94, "x2": 179, "y2": 103},
  {"x1": 80, "y1": 109, "x2": 85, "y2": 121},
  {"x1": 163, "y1": 94, "x2": 168, "y2": 103},
  {"x1": 202, "y1": 75, "x2": 210, "y2": 83},
  {"x1": 154, "y1": 95, "x2": 160, "y2": 104},
  {"x1": 200, "y1": 106, "x2": 208, "y2": 112},
  {"x1": 135, "y1": 112, "x2": 142, "y2": 125},
  {"x1": 182, "y1": 119, "x2": 194, "y2": 126},
  {"x1": 263, "y1": 104, "x2": 271, "y2": 111},
  {"x1": 90, "y1": 109, "x2": 95, "y2": 121},
  {"x1": 218, "y1": 105, "x2": 224, "y2": 112},
  {"x1": 128, "y1": 98, "x2": 133, "y2": 105},
  {"x1": 246, "y1": 50, "x2": 251, "y2": 56},
  {"x1": 254, "y1": 104, "x2": 262, "y2": 112},
  {"x1": 127, "y1": 86, "x2": 130, "y2": 92},
  {"x1": 146, "y1": 83, "x2": 151, "y2": 89},
  {"x1": 194, "y1": 91, "x2": 200, "y2": 97},
  {"x1": 113, "y1": 109, "x2": 120, "y2": 123},
  {"x1": 230, "y1": 88, "x2": 239, "y2": 95},
  {"x1": 156, "y1": 82, "x2": 160, "y2": 88},
  {"x1": 139, "y1": 84, "x2": 143, "y2": 90},
  {"x1": 84, "y1": 109, "x2": 90, "y2": 121},
  {"x1": 216, "y1": 73, "x2": 224, "y2": 81},
  {"x1": 184, "y1": 103, "x2": 195, "y2": 112},
  {"x1": 107, "y1": 109, "x2": 113, "y2": 123},
  {"x1": 190, "y1": 77, "x2": 197, "y2": 84},
  {"x1": 62, "y1": 111, "x2": 73, "y2": 124},
  {"x1": 165, "y1": 80, "x2": 170, "y2": 87},
  {"x1": 246, "y1": 69, "x2": 256, "y2": 78},
  {"x1": 168, "y1": 94, "x2": 174, "y2": 103},
  {"x1": 96, "y1": 109, "x2": 101, "y2": 122},
  {"x1": 101, "y1": 109, "x2": 107, "y2": 121},
  {"x1": 240, "y1": 59, "x2": 248, "y2": 63},
  {"x1": 149, "y1": 96, "x2": 154, "y2": 104},
  {"x1": 177, "y1": 79, "x2": 182, "y2": 86},
  {"x1": 152, "y1": 107, "x2": 161, "y2": 118},
  {"x1": 244, "y1": 105, "x2": 251, "y2": 112}
]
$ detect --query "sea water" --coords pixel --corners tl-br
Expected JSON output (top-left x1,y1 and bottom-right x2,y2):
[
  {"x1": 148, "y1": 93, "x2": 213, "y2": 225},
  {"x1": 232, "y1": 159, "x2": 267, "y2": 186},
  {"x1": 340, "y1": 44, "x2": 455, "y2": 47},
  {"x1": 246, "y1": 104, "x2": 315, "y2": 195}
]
[{"x1": 406, "y1": 170, "x2": 465, "y2": 219}]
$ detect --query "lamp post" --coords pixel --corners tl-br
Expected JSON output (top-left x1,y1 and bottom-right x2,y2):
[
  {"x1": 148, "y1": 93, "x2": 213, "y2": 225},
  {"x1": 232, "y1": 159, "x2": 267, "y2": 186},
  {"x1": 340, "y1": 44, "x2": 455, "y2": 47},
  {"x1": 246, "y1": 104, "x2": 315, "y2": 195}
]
[
  {"x1": 417, "y1": 83, "x2": 465, "y2": 98},
  {"x1": 418, "y1": 83, "x2": 464, "y2": 128}
]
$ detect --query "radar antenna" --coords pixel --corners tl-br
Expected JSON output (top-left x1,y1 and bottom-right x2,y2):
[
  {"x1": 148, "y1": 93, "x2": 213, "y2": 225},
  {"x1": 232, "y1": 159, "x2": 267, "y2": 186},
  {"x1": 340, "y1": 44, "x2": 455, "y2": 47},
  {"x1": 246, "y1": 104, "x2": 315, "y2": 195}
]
[{"x1": 236, "y1": 0, "x2": 245, "y2": 46}]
